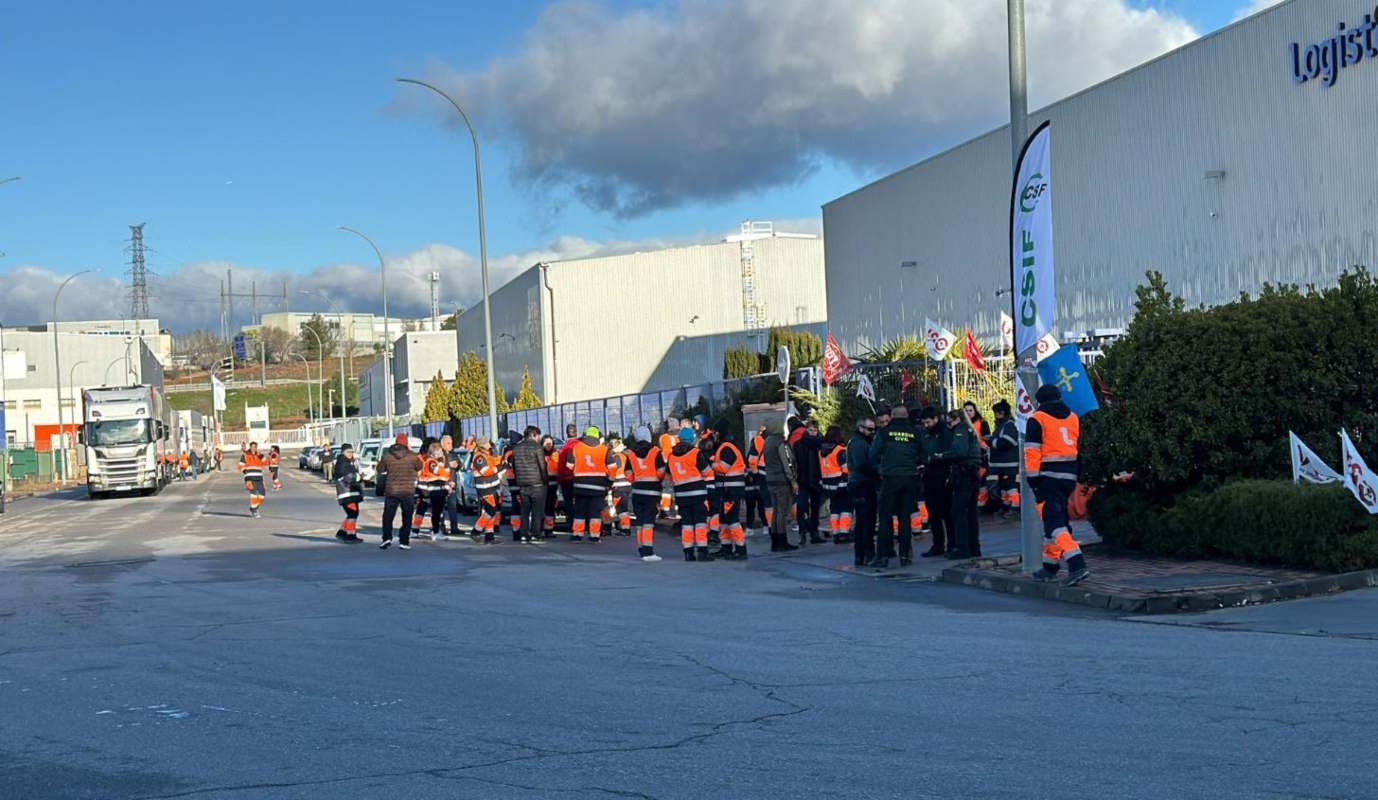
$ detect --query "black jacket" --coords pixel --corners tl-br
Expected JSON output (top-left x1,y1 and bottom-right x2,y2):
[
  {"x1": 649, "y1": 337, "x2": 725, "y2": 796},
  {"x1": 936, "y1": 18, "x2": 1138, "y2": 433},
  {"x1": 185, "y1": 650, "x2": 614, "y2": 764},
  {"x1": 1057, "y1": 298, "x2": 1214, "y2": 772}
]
[
  {"x1": 793, "y1": 433, "x2": 823, "y2": 490},
  {"x1": 846, "y1": 432, "x2": 877, "y2": 488},
  {"x1": 334, "y1": 455, "x2": 361, "y2": 502},
  {"x1": 870, "y1": 418, "x2": 922, "y2": 479},
  {"x1": 921, "y1": 424, "x2": 952, "y2": 480},
  {"x1": 937, "y1": 424, "x2": 983, "y2": 468},
  {"x1": 989, "y1": 418, "x2": 1020, "y2": 474},
  {"x1": 508, "y1": 438, "x2": 547, "y2": 487}
]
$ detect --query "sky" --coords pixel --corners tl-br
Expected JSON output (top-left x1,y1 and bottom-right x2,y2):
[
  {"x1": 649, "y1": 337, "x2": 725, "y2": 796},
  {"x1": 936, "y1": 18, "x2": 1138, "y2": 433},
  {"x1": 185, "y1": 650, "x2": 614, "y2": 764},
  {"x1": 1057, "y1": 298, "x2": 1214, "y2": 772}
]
[{"x1": 0, "y1": 0, "x2": 1284, "y2": 334}]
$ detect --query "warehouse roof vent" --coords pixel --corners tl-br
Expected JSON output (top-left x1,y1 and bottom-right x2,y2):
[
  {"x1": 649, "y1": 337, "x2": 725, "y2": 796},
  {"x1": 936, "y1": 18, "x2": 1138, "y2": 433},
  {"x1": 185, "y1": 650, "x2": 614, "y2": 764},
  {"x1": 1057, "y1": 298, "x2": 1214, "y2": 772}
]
[{"x1": 724, "y1": 219, "x2": 819, "y2": 243}]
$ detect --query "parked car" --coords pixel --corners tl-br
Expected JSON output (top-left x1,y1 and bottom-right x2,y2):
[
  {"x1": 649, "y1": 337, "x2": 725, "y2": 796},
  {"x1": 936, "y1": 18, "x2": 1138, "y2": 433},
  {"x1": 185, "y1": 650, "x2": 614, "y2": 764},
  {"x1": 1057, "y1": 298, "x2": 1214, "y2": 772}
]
[
  {"x1": 356, "y1": 439, "x2": 382, "y2": 485},
  {"x1": 299, "y1": 447, "x2": 320, "y2": 470},
  {"x1": 306, "y1": 448, "x2": 324, "y2": 471}
]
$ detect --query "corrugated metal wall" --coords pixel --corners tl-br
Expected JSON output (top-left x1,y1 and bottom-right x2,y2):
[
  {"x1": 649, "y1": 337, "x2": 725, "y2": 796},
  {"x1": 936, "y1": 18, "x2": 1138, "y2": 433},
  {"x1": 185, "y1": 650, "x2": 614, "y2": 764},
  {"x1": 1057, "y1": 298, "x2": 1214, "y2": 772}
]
[
  {"x1": 455, "y1": 266, "x2": 544, "y2": 404},
  {"x1": 543, "y1": 236, "x2": 825, "y2": 403},
  {"x1": 823, "y1": 0, "x2": 1378, "y2": 352}
]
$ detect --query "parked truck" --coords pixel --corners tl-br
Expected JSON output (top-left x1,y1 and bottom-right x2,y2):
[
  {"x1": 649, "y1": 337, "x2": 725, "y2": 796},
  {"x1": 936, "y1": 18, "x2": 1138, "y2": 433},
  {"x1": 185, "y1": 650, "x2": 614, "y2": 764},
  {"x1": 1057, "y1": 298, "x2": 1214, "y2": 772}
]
[
  {"x1": 175, "y1": 409, "x2": 210, "y2": 466},
  {"x1": 82, "y1": 385, "x2": 173, "y2": 498}
]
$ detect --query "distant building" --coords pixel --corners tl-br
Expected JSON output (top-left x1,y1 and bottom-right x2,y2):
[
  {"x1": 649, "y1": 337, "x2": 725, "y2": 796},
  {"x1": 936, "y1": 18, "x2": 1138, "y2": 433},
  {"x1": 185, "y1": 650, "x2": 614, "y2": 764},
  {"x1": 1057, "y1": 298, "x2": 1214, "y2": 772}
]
[
  {"x1": 247, "y1": 312, "x2": 426, "y2": 353},
  {"x1": 8, "y1": 319, "x2": 173, "y2": 366},
  {"x1": 0, "y1": 330, "x2": 162, "y2": 448},
  {"x1": 454, "y1": 223, "x2": 826, "y2": 406},
  {"x1": 358, "y1": 331, "x2": 458, "y2": 418}
]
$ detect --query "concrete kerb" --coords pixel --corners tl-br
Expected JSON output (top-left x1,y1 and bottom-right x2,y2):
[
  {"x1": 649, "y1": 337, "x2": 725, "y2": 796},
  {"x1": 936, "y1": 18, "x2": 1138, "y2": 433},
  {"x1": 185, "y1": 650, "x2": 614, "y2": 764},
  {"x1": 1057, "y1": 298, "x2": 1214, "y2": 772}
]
[{"x1": 941, "y1": 560, "x2": 1378, "y2": 615}]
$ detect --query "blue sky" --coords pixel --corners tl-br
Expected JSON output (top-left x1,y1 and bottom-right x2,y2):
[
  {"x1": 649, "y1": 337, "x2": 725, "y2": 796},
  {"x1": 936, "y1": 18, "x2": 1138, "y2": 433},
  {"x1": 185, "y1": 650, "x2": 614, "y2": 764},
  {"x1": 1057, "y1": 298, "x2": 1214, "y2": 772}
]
[{"x1": 0, "y1": 0, "x2": 1274, "y2": 330}]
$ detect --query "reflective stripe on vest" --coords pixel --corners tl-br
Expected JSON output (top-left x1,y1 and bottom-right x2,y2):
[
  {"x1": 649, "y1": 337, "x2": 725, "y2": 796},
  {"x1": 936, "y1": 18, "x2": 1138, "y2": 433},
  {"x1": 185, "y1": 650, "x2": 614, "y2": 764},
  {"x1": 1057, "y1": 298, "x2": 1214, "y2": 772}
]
[
  {"x1": 572, "y1": 441, "x2": 612, "y2": 492},
  {"x1": 1025, "y1": 410, "x2": 1080, "y2": 479},
  {"x1": 713, "y1": 442, "x2": 746, "y2": 489},
  {"x1": 747, "y1": 434, "x2": 765, "y2": 474},
  {"x1": 668, "y1": 450, "x2": 706, "y2": 496},
  {"x1": 627, "y1": 448, "x2": 662, "y2": 496},
  {"x1": 473, "y1": 452, "x2": 502, "y2": 491}
]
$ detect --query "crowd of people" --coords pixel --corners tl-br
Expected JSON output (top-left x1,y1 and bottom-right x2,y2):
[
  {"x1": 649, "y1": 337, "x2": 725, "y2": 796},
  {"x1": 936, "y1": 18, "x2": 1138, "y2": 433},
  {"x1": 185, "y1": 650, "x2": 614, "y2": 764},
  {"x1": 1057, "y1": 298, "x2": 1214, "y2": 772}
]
[{"x1": 228, "y1": 384, "x2": 1088, "y2": 583}]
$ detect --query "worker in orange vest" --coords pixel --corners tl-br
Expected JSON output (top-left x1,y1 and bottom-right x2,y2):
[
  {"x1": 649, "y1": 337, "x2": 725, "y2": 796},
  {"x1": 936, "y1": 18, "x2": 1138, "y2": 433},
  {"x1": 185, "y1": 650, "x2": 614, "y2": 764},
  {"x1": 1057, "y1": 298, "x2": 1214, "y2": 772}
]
[
  {"x1": 658, "y1": 419, "x2": 680, "y2": 520},
  {"x1": 542, "y1": 435, "x2": 561, "y2": 538},
  {"x1": 1026, "y1": 384, "x2": 1089, "y2": 586},
  {"x1": 177, "y1": 451, "x2": 191, "y2": 482},
  {"x1": 667, "y1": 427, "x2": 714, "y2": 561},
  {"x1": 819, "y1": 426, "x2": 852, "y2": 543},
  {"x1": 711, "y1": 430, "x2": 749, "y2": 560},
  {"x1": 625, "y1": 426, "x2": 666, "y2": 561},
  {"x1": 608, "y1": 433, "x2": 633, "y2": 535},
  {"x1": 268, "y1": 445, "x2": 283, "y2": 491},
  {"x1": 412, "y1": 440, "x2": 453, "y2": 540},
  {"x1": 470, "y1": 437, "x2": 504, "y2": 544},
  {"x1": 562, "y1": 426, "x2": 619, "y2": 542},
  {"x1": 333, "y1": 444, "x2": 364, "y2": 543},
  {"x1": 744, "y1": 424, "x2": 773, "y2": 537},
  {"x1": 237, "y1": 442, "x2": 268, "y2": 518}
]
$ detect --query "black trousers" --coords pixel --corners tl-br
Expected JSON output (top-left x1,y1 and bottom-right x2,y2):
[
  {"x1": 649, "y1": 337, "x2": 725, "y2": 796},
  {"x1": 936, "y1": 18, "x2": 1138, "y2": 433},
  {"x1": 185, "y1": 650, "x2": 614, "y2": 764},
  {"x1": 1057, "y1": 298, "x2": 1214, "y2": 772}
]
[
  {"x1": 950, "y1": 466, "x2": 982, "y2": 556},
  {"x1": 425, "y1": 489, "x2": 448, "y2": 533},
  {"x1": 876, "y1": 477, "x2": 918, "y2": 559},
  {"x1": 795, "y1": 486, "x2": 822, "y2": 535},
  {"x1": 559, "y1": 481, "x2": 575, "y2": 529},
  {"x1": 923, "y1": 474, "x2": 954, "y2": 552},
  {"x1": 744, "y1": 476, "x2": 768, "y2": 528},
  {"x1": 849, "y1": 484, "x2": 877, "y2": 565},
  {"x1": 518, "y1": 485, "x2": 545, "y2": 539},
  {"x1": 382, "y1": 495, "x2": 415, "y2": 544}
]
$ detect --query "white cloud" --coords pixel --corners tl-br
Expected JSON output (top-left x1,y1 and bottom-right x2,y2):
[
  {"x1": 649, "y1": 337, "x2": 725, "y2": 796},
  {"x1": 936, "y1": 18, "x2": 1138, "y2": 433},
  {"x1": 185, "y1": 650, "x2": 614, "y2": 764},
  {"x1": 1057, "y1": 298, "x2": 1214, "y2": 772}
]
[
  {"x1": 414, "y1": 0, "x2": 1197, "y2": 217},
  {"x1": 1, "y1": 227, "x2": 788, "y2": 335},
  {"x1": 1233, "y1": 0, "x2": 1285, "y2": 23}
]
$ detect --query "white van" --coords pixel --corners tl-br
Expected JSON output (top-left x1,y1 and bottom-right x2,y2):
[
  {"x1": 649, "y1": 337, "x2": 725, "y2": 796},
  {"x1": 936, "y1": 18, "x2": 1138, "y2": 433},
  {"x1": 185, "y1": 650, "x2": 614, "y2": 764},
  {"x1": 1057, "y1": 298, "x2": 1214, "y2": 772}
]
[{"x1": 357, "y1": 439, "x2": 382, "y2": 485}]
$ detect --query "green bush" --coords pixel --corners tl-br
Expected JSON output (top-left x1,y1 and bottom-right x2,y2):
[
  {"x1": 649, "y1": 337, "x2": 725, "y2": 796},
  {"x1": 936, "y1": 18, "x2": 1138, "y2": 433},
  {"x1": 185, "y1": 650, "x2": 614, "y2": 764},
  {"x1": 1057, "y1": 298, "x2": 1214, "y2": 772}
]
[
  {"x1": 1082, "y1": 270, "x2": 1378, "y2": 502},
  {"x1": 723, "y1": 345, "x2": 762, "y2": 379},
  {"x1": 1090, "y1": 480, "x2": 1378, "y2": 573}
]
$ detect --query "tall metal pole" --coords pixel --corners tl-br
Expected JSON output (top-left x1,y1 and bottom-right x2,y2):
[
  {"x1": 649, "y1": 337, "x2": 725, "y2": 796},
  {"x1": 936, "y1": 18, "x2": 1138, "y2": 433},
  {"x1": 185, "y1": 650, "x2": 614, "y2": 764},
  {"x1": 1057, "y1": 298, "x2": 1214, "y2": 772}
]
[
  {"x1": 398, "y1": 77, "x2": 499, "y2": 441},
  {"x1": 1, "y1": 320, "x2": 9, "y2": 502},
  {"x1": 338, "y1": 226, "x2": 393, "y2": 426},
  {"x1": 52, "y1": 270, "x2": 94, "y2": 483},
  {"x1": 1008, "y1": 0, "x2": 1040, "y2": 575},
  {"x1": 68, "y1": 361, "x2": 89, "y2": 429},
  {"x1": 304, "y1": 291, "x2": 349, "y2": 419},
  {"x1": 289, "y1": 353, "x2": 312, "y2": 421},
  {"x1": 300, "y1": 324, "x2": 326, "y2": 421}
]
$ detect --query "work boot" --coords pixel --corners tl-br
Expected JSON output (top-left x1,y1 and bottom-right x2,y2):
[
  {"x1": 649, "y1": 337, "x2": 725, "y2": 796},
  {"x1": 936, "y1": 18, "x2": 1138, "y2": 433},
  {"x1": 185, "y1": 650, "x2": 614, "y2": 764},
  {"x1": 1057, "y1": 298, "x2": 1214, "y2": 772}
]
[
  {"x1": 1033, "y1": 569, "x2": 1060, "y2": 583},
  {"x1": 483, "y1": 532, "x2": 495, "y2": 544},
  {"x1": 697, "y1": 546, "x2": 715, "y2": 562},
  {"x1": 1062, "y1": 567, "x2": 1090, "y2": 587},
  {"x1": 899, "y1": 556, "x2": 913, "y2": 567},
  {"x1": 715, "y1": 545, "x2": 734, "y2": 560},
  {"x1": 809, "y1": 533, "x2": 825, "y2": 544},
  {"x1": 868, "y1": 556, "x2": 890, "y2": 569},
  {"x1": 684, "y1": 548, "x2": 697, "y2": 562},
  {"x1": 734, "y1": 545, "x2": 749, "y2": 561},
  {"x1": 920, "y1": 547, "x2": 944, "y2": 558}
]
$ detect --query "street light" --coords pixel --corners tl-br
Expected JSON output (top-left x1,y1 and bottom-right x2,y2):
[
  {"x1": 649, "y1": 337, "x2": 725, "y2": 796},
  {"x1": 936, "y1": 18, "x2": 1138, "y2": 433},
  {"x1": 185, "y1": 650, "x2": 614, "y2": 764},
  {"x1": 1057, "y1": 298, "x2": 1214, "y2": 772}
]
[
  {"x1": 287, "y1": 352, "x2": 313, "y2": 421},
  {"x1": 338, "y1": 226, "x2": 394, "y2": 427},
  {"x1": 298, "y1": 324, "x2": 326, "y2": 420},
  {"x1": 397, "y1": 77, "x2": 499, "y2": 441},
  {"x1": 299, "y1": 290, "x2": 349, "y2": 418},
  {"x1": 68, "y1": 361, "x2": 88, "y2": 426},
  {"x1": 53, "y1": 269, "x2": 95, "y2": 482}
]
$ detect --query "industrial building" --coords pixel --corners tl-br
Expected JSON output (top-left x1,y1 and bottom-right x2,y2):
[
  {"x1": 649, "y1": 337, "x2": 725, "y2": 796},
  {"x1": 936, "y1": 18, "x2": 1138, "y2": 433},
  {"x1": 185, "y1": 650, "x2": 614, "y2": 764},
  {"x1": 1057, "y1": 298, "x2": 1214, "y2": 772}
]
[
  {"x1": 246, "y1": 312, "x2": 418, "y2": 352},
  {"x1": 823, "y1": 0, "x2": 1377, "y2": 353},
  {"x1": 454, "y1": 223, "x2": 826, "y2": 406},
  {"x1": 0, "y1": 329, "x2": 163, "y2": 448},
  {"x1": 357, "y1": 330, "x2": 457, "y2": 417},
  {"x1": 26, "y1": 319, "x2": 172, "y2": 366}
]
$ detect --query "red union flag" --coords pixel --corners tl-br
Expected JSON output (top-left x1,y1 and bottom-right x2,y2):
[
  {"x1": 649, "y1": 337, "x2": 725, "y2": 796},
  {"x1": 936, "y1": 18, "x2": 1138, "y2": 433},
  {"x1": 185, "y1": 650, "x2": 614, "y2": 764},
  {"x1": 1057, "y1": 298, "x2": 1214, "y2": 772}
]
[
  {"x1": 900, "y1": 369, "x2": 914, "y2": 396},
  {"x1": 963, "y1": 329, "x2": 986, "y2": 373},
  {"x1": 821, "y1": 333, "x2": 853, "y2": 385}
]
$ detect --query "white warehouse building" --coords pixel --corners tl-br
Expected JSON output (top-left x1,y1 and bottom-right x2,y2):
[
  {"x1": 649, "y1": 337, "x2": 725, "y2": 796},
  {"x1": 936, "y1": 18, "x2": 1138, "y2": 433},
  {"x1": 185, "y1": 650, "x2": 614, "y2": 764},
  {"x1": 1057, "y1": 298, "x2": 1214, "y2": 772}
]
[
  {"x1": 823, "y1": 0, "x2": 1378, "y2": 352},
  {"x1": 455, "y1": 224, "x2": 826, "y2": 406}
]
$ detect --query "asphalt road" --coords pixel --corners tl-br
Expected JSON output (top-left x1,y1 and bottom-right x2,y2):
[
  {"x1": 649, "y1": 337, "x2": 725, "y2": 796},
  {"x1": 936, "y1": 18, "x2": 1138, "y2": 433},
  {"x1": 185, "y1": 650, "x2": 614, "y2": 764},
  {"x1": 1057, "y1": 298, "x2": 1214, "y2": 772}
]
[{"x1": 1, "y1": 468, "x2": 1375, "y2": 800}]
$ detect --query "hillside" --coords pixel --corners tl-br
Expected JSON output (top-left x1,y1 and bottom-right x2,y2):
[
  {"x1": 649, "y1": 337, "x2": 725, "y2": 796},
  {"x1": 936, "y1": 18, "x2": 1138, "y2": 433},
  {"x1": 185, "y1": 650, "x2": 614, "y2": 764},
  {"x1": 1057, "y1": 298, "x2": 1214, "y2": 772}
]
[{"x1": 166, "y1": 356, "x2": 373, "y2": 428}]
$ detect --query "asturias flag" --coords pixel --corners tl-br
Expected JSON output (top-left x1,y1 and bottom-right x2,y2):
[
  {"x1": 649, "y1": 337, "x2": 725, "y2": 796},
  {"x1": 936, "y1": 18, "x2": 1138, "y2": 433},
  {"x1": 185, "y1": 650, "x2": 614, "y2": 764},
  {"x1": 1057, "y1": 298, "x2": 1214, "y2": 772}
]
[{"x1": 1036, "y1": 344, "x2": 1099, "y2": 416}]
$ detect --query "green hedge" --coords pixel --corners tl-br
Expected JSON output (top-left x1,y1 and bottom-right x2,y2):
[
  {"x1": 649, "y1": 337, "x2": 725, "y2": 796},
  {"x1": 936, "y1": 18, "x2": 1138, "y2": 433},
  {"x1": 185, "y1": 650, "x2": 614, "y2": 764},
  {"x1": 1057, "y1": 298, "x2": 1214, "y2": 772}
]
[
  {"x1": 1089, "y1": 480, "x2": 1378, "y2": 573},
  {"x1": 1082, "y1": 270, "x2": 1378, "y2": 502}
]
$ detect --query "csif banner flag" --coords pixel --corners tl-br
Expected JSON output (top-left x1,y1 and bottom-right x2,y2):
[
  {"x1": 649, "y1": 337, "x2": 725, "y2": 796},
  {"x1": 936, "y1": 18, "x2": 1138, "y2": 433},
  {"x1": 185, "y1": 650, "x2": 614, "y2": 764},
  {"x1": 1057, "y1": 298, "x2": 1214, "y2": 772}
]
[
  {"x1": 924, "y1": 318, "x2": 956, "y2": 361},
  {"x1": 1340, "y1": 430, "x2": 1378, "y2": 514},
  {"x1": 1009, "y1": 121, "x2": 1055, "y2": 359},
  {"x1": 821, "y1": 333, "x2": 853, "y2": 385},
  {"x1": 212, "y1": 375, "x2": 227, "y2": 412},
  {"x1": 1289, "y1": 431, "x2": 1341, "y2": 485}
]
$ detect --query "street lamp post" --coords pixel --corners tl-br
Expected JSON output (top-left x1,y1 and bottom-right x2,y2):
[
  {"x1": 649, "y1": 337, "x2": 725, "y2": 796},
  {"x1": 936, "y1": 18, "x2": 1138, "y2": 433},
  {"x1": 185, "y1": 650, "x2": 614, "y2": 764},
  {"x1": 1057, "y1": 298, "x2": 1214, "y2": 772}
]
[
  {"x1": 299, "y1": 324, "x2": 326, "y2": 420},
  {"x1": 288, "y1": 352, "x2": 313, "y2": 421},
  {"x1": 68, "y1": 361, "x2": 89, "y2": 430},
  {"x1": 398, "y1": 77, "x2": 500, "y2": 441},
  {"x1": 53, "y1": 269, "x2": 94, "y2": 483},
  {"x1": 338, "y1": 226, "x2": 394, "y2": 428},
  {"x1": 301, "y1": 290, "x2": 349, "y2": 418}
]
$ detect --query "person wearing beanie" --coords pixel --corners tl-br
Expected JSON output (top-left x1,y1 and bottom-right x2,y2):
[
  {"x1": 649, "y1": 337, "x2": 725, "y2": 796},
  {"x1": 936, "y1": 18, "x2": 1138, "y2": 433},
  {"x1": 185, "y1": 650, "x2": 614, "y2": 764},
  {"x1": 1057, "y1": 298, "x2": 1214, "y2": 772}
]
[
  {"x1": 667, "y1": 426, "x2": 716, "y2": 561},
  {"x1": 333, "y1": 444, "x2": 364, "y2": 543},
  {"x1": 918, "y1": 405, "x2": 954, "y2": 558},
  {"x1": 562, "y1": 426, "x2": 620, "y2": 542},
  {"x1": 1026, "y1": 383, "x2": 1089, "y2": 585},
  {"x1": 709, "y1": 429, "x2": 749, "y2": 560},
  {"x1": 541, "y1": 435, "x2": 561, "y2": 538},
  {"x1": 607, "y1": 432, "x2": 634, "y2": 535},
  {"x1": 625, "y1": 427, "x2": 667, "y2": 561}
]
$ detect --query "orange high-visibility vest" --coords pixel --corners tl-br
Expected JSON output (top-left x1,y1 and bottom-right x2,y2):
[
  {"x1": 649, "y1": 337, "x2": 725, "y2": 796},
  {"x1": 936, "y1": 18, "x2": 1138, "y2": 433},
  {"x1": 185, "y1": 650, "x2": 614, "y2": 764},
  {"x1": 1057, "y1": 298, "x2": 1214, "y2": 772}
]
[
  {"x1": 472, "y1": 451, "x2": 502, "y2": 493},
  {"x1": 712, "y1": 442, "x2": 746, "y2": 492},
  {"x1": 544, "y1": 451, "x2": 562, "y2": 484},
  {"x1": 667, "y1": 449, "x2": 706, "y2": 497},
  {"x1": 747, "y1": 434, "x2": 766, "y2": 474},
  {"x1": 1024, "y1": 410, "x2": 1080, "y2": 481},
  {"x1": 627, "y1": 447, "x2": 663, "y2": 495},
  {"x1": 572, "y1": 441, "x2": 612, "y2": 493},
  {"x1": 239, "y1": 452, "x2": 266, "y2": 478},
  {"x1": 178, "y1": 454, "x2": 190, "y2": 469}
]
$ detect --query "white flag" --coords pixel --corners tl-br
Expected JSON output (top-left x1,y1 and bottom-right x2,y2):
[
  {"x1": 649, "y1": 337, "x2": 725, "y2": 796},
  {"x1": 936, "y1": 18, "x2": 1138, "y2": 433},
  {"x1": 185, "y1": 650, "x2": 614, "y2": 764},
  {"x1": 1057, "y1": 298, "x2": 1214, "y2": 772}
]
[
  {"x1": 1013, "y1": 380, "x2": 1035, "y2": 435},
  {"x1": 1034, "y1": 332, "x2": 1061, "y2": 363},
  {"x1": 1290, "y1": 431, "x2": 1341, "y2": 485},
  {"x1": 999, "y1": 312, "x2": 1014, "y2": 352},
  {"x1": 856, "y1": 374, "x2": 876, "y2": 403},
  {"x1": 1010, "y1": 122, "x2": 1055, "y2": 358},
  {"x1": 924, "y1": 318, "x2": 956, "y2": 361},
  {"x1": 212, "y1": 375, "x2": 227, "y2": 412},
  {"x1": 1340, "y1": 430, "x2": 1378, "y2": 514}
]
